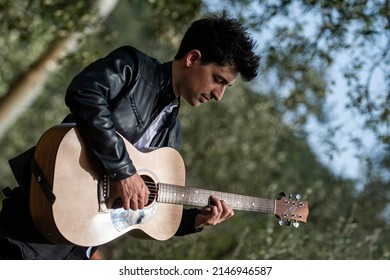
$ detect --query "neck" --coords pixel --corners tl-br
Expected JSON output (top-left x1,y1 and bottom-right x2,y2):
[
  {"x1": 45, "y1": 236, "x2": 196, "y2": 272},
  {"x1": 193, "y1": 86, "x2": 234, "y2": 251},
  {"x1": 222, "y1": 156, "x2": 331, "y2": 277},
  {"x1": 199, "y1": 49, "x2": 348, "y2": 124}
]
[{"x1": 171, "y1": 59, "x2": 183, "y2": 98}]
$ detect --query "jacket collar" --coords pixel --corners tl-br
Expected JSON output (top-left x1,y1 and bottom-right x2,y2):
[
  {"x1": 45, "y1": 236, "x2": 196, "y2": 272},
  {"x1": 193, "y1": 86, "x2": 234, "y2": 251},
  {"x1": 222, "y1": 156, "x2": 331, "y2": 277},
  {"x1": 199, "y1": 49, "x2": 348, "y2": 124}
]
[{"x1": 162, "y1": 61, "x2": 177, "y2": 104}]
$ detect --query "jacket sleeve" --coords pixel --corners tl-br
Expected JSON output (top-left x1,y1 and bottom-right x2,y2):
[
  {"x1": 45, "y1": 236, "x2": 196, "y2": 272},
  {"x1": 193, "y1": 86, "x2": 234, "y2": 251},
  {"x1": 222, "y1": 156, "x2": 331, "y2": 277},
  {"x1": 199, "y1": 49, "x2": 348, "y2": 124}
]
[
  {"x1": 65, "y1": 46, "x2": 138, "y2": 181},
  {"x1": 174, "y1": 208, "x2": 203, "y2": 236}
]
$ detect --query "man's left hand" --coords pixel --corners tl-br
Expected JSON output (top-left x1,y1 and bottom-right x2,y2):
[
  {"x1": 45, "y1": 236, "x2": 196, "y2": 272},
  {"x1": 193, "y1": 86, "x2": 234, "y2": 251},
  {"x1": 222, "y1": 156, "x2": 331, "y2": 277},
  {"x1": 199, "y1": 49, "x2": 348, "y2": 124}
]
[{"x1": 194, "y1": 195, "x2": 234, "y2": 229}]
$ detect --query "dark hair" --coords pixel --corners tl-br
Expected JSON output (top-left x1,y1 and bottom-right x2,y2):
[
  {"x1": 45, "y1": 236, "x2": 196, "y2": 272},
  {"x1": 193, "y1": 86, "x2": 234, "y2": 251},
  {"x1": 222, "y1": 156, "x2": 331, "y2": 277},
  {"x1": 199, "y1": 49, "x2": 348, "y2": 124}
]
[{"x1": 175, "y1": 11, "x2": 260, "y2": 81}]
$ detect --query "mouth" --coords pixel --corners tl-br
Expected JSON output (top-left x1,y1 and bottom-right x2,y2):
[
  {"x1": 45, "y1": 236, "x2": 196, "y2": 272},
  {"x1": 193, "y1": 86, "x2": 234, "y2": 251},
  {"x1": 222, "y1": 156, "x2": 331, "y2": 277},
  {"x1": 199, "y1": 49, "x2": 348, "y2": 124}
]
[{"x1": 200, "y1": 94, "x2": 210, "y2": 103}]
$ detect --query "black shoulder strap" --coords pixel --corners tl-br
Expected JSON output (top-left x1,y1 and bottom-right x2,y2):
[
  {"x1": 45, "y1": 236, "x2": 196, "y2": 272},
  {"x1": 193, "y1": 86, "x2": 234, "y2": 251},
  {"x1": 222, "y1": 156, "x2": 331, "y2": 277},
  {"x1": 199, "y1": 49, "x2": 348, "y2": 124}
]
[{"x1": 30, "y1": 158, "x2": 56, "y2": 205}]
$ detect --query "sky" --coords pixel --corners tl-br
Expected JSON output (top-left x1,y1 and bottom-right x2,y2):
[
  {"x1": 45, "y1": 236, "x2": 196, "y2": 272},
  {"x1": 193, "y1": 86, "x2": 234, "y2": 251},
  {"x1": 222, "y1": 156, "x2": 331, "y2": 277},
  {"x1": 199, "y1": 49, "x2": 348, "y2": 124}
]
[
  {"x1": 253, "y1": 3, "x2": 385, "y2": 186},
  {"x1": 306, "y1": 84, "x2": 374, "y2": 180},
  {"x1": 305, "y1": 52, "x2": 385, "y2": 188}
]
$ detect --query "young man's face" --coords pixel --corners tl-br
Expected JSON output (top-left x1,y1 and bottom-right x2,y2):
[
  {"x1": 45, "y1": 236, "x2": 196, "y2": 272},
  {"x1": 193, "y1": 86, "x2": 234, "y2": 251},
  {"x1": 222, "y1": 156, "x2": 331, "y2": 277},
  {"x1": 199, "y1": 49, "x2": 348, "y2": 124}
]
[{"x1": 174, "y1": 50, "x2": 238, "y2": 106}]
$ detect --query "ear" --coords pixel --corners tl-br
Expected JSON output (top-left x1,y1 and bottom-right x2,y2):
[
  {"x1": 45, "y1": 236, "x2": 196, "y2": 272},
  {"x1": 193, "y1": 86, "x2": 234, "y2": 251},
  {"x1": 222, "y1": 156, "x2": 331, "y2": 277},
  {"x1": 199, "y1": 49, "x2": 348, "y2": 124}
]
[{"x1": 185, "y1": 50, "x2": 202, "y2": 66}]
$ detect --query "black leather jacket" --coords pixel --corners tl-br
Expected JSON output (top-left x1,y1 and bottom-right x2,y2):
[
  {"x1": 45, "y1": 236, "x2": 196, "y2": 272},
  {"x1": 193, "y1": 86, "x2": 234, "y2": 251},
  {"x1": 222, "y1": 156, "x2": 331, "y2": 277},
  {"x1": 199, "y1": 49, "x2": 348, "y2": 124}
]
[
  {"x1": 65, "y1": 46, "x2": 181, "y2": 181},
  {"x1": 64, "y1": 46, "x2": 199, "y2": 236}
]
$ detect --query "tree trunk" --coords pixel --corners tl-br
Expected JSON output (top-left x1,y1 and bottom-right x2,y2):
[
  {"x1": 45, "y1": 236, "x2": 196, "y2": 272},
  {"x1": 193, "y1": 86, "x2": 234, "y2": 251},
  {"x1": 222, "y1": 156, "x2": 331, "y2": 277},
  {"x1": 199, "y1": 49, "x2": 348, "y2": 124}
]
[{"x1": 0, "y1": 0, "x2": 119, "y2": 139}]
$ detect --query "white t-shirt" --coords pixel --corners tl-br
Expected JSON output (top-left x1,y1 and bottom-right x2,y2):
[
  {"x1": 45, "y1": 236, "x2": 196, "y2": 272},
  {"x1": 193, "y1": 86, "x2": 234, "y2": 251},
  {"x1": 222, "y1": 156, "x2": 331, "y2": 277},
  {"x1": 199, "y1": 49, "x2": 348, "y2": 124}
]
[{"x1": 134, "y1": 98, "x2": 179, "y2": 149}]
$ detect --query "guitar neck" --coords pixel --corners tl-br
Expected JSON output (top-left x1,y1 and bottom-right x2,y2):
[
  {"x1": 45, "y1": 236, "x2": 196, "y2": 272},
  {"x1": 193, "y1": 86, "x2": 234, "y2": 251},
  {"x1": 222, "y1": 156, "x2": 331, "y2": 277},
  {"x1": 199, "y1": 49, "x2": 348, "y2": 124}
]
[{"x1": 157, "y1": 183, "x2": 275, "y2": 214}]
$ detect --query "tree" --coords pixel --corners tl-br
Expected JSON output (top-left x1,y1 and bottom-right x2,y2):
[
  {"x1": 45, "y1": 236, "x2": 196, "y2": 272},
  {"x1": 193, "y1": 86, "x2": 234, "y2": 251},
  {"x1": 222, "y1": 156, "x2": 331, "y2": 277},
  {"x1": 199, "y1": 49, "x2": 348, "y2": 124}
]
[
  {"x1": 0, "y1": 0, "x2": 120, "y2": 192},
  {"x1": 222, "y1": 0, "x2": 389, "y2": 136},
  {"x1": 0, "y1": 0, "x2": 119, "y2": 139}
]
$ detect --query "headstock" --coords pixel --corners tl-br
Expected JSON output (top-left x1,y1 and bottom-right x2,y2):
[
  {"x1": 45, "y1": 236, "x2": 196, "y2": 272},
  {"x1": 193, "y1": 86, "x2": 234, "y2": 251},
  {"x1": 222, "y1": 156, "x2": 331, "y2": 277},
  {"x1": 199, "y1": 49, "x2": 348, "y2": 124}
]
[{"x1": 274, "y1": 192, "x2": 309, "y2": 228}]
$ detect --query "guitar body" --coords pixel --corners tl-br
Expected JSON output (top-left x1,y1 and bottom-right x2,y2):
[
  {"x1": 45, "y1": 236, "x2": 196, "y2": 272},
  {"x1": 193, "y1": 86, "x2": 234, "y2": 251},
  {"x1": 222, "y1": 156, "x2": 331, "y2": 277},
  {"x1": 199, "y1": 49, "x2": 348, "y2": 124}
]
[{"x1": 30, "y1": 124, "x2": 185, "y2": 247}]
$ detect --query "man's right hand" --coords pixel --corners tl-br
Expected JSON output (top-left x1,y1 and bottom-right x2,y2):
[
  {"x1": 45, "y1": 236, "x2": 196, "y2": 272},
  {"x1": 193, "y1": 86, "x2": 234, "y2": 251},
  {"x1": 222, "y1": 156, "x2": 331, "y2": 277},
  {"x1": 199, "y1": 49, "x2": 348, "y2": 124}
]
[{"x1": 110, "y1": 173, "x2": 150, "y2": 210}]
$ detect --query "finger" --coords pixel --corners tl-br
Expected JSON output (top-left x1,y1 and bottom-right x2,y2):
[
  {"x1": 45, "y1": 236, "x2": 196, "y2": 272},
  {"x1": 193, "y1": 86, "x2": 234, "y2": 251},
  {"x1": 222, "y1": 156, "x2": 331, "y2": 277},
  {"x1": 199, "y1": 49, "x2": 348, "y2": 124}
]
[
  {"x1": 210, "y1": 204, "x2": 220, "y2": 221},
  {"x1": 137, "y1": 186, "x2": 150, "y2": 209},
  {"x1": 120, "y1": 185, "x2": 131, "y2": 210},
  {"x1": 143, "y1": 195, "x2": 149, "y2": 206},
  {"x1": 213, "y1": 196, "x2": 226, "y2": 215},
  {"x1": 209, "y1": 196, "x2": 223, "y2": 212},
  {"x1": 138, "y1": 195, "x2": 146, "y2": 209},
  {"x1": 200, "y1": 206, "x2": 212, "y2": 216},
  {"x1": 210, "y1": 206, "x2": 222, "y2": 225},
  {"x1": 129, "y1": 196, "x2": 138, "y2": 211},
  {"x1": 143, "y1": 185, "x2": 150, "y2": 206},
  {"x1": 122, "y1": 197, "x2": 130, "y2": 210},
  {"x1": 218, "y1": 200, "x2": 234, "y2": 220}
]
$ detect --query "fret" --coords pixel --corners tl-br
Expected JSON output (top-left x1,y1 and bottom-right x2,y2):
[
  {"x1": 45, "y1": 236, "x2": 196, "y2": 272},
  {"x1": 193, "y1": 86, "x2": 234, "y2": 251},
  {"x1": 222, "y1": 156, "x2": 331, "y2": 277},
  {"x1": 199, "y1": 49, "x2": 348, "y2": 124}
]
[{"x1": 157, "y1": 183, "x2": 275, "y2": 215}]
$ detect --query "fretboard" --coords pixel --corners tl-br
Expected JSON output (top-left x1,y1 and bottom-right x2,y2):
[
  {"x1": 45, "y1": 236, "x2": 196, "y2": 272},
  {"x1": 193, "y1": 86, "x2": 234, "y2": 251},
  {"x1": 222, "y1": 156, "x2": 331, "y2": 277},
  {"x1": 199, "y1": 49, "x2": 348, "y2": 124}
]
[{"x1": 157, "y1": 183, "x2": 275, "y2": 214}]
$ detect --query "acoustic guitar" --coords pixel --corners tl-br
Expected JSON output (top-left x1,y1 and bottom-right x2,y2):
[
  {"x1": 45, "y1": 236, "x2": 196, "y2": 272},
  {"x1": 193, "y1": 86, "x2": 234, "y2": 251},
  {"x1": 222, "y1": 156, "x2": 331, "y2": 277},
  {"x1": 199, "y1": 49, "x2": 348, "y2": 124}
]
[{"x1": 30, "y1": 124, "x2": 309, "y2": 247}]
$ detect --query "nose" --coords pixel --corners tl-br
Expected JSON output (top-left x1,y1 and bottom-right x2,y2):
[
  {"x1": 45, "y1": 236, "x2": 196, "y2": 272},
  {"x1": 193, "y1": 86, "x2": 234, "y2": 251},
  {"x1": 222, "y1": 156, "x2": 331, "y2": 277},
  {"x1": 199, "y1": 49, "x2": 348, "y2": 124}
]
[{"x1": 212, "y1": 85, "x2": 227, "y2": 101}]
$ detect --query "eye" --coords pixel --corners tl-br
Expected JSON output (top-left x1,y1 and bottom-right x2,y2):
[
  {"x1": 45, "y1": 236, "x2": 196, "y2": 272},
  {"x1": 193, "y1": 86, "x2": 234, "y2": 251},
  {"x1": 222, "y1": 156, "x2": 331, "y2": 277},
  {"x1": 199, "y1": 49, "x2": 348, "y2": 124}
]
[{"x1": 214, "y1": 77, "x2": 225, "y2": 85}]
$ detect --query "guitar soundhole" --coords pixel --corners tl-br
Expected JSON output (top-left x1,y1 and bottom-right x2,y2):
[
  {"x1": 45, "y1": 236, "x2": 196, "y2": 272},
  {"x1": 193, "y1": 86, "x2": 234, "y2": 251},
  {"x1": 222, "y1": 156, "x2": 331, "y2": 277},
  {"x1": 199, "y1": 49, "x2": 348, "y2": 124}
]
[{"x1": 140, "y1": 175, "x2": 158, "y2": 206}]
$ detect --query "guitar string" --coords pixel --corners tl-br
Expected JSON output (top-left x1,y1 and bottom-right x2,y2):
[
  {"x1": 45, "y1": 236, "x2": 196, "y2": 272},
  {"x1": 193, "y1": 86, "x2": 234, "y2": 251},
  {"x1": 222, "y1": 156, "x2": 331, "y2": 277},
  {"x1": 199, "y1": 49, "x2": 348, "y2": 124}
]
[
  {"x1": 108, "y1": 180, "x2": 304, "y2": 219},
  {"x1": 112, "y1": 180, "x2": 305, "y2": 217},
  {"x1": 141, "y1": 180, "x2": 275, "y2": 213}
]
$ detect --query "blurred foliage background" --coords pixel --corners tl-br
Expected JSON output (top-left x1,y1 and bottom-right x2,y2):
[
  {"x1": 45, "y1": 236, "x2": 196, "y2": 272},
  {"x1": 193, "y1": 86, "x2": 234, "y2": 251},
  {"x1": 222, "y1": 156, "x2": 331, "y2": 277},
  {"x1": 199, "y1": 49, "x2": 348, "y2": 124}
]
[{"x1": 0, "y1": 0, "x2": 389, "y2": 259}]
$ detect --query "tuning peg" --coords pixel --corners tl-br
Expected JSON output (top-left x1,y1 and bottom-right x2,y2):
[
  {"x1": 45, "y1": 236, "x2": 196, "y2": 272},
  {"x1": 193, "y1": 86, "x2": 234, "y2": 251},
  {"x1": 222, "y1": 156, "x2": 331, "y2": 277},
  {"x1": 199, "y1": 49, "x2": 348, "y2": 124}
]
[
  {"x1": 278, "y1": 219, "x2": 284, "y2": 226},
  {"x1": 286, "y1": 221, "x2": 292, "y2": 226},
  {"x1": 289, "y1": 193, "x2": 292, "y2": 199},
  {"x1": 295, "y1": 194, "x2": 301, "y2": 200},
  {"x1": 292, "y1": 221, "x2": 300, "y2": 228}
]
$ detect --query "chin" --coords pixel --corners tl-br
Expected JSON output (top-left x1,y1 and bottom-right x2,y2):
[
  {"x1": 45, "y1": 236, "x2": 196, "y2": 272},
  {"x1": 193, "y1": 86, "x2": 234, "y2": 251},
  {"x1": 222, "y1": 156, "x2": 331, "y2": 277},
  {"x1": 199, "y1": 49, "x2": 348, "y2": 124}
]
[
  {"x1": 193, "y1": 101, "x2": 202, "y2": 107},
  {"x1": 187, "y1": 99, "x2": 200, "y2": 107},
  {"x1": 183, "y1": 96, "x2": 201, "y2": 107}
]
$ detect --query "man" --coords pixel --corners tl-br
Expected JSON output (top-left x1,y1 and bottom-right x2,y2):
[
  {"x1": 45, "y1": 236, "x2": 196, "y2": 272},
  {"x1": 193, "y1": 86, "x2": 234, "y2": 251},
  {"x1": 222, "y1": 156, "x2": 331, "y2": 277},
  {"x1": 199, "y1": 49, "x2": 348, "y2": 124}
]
[{"x1": 0, "y1": 11, "x2": 260, "y2": 259}]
